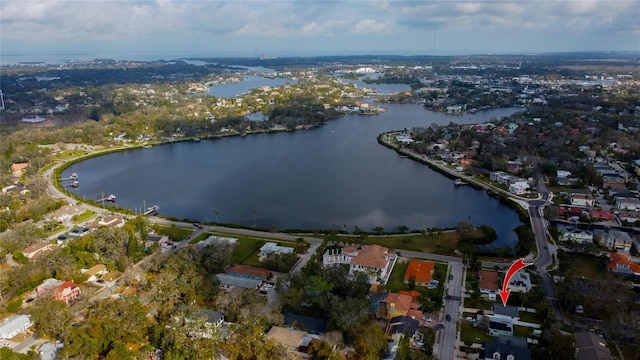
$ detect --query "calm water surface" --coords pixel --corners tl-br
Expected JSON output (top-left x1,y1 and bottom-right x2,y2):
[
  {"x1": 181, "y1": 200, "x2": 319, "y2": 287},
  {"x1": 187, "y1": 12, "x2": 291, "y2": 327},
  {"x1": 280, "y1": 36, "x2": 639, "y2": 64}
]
[{"x1": 63, "y1": 104, "x2": 525, "y2": 248}]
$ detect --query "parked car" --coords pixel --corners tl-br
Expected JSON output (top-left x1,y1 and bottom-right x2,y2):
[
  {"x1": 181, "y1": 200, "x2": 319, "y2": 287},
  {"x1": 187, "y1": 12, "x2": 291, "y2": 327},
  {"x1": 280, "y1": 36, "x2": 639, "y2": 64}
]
[
  {"x1": 435, "y1": 323, "x2": 445, "y2": 329},
  {"x1": 446, "y1": 314, "x2": 452, "y2": 322}
]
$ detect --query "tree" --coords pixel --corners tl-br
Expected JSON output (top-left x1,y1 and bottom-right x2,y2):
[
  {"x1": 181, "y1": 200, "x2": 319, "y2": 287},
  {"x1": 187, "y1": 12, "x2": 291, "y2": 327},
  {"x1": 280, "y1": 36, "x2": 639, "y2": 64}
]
[
  {"x1": 30, "y1": 297, "x2": 75, "y2": 340},
  {"x1": 308, "y1": 340, "x2": 345, "y2": 360}
]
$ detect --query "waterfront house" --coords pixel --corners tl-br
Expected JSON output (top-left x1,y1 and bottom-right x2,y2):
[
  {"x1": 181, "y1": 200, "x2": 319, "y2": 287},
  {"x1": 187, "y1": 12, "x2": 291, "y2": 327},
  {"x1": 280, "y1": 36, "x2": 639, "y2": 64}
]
[
  {"x1": 97, "y1": 215, "x2": 125, "y2": 228},
  {"x1": 478, "y1": 270, "x2": 499, "y2": 301},
  {"x1": 48, "y1": 205, "x2": 84, "y2": 223},
  {"x1": 481, "y1": 336, "x2": 531, "y2": 360},
  {"x1": 0, "y1": 315, "x2": 33, "y2": 340},
  {"x1": 259, "y1": 242, "x2": 294, "y2": 259},
  {"x1": 574, "y1": 331, "x2": 613, "y2": 360},
  {"x1": 593, "y1": 229, "x2": 633, "y2": 251},
  {"x1": 403, "y1": 260, "x2": 437, "y2": 288},
  {"x1": 323, "y1": 244, "x2": 396, "y2": 284},
  {"x1": 509, "y1": 181, "x2": 530, "y2": 195}
]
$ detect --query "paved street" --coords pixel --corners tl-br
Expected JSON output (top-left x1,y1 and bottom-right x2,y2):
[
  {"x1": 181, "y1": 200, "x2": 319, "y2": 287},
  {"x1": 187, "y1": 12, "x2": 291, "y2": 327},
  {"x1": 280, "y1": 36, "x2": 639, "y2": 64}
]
[{"x1": 437, "y1": 262, "x2": 464, "y2": 360}]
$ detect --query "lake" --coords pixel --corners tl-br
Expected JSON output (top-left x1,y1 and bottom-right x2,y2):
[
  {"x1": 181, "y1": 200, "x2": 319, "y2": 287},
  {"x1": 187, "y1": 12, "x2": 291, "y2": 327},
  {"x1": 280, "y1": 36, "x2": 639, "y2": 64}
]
[{"x1": 62, "y1": 104, "x2": 525, "y2": 248}]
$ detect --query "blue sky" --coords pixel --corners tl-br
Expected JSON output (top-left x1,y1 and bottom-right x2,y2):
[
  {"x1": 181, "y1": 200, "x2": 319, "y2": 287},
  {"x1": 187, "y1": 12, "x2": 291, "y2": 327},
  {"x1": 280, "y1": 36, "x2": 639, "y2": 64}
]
[{"x1": 1, "y1": 0, "x2": 638, "y2": 58}]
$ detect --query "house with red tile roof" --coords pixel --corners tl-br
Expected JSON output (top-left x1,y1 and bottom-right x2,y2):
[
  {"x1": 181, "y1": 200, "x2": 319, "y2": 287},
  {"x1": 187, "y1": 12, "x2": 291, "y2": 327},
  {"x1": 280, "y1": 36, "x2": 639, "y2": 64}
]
[
  {"x1": 607, "y1": 253, "x2": 640, "y2": 277},
  {"x1": 323, "y1": 244, "x2": 397, "y2": 284},
  {"x1": 10, "y1": 163, "x2": 29, "y2": 177},
  {"x1": 36, "y1": 279, "x2": 81, "y2": 304},
  {"x1": 403, "y1": 260, "x2": 436, "y2": 288},
  {"x1": 384, "y1": 292, "x2": 421, "y2": 319},
  {"x1": 478, "y1": 270, "x2": 499, "y2": 301}
]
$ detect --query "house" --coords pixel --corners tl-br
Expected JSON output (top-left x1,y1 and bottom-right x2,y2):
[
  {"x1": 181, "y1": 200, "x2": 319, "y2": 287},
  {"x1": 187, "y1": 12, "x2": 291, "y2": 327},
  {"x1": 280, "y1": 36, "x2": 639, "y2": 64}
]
[
  {"x1": 145, "y1": 234, "x2": 169, "y2": 249},
  {"x1": 48, "y1": 205, "x2": 84, "y2": 223},
  {"x1": 225, "y1": 264, "x2": 272, "y2": 281},
  {"x1": 607, "y1": 253, "x2": 640, "y2": 277},
  {"x1": 215, "y1": 273, "x2": 262, "y2": 290},
  {"x1": 388, "y1": 315, "x2": 420, "y2": 342},
  {"x1": 0, "y1": 315, "x2": 33, "y2": 340},
  {"x1": 570, "y1": 193, "x2": 596, "y2": 207},
  {"x1": 383, "y1": 292, "x2": 421, "y2": 319},
  {"x1": 403, "y1": 260, "x2": 437, "y2": 287},
  {"x1": 615, "y1": 197, "x2": 640, "y2": 211},
  {"x1": 588, "y1": 210, "x2": 617, "y2": 222},
  {"x1": 478, "y1": 270, "x2": 499, "y2": 301},
  {"x1": 323, "y1": 244, "x2": 396, "y2": 284},
  {"x1": 481, "y1": 336, "x2": 531, "y2": 360},
  {"x1": 507, "y1": 272, "x2": 532, "y2": 293},
  {"x1": 574, "y1": 331, "x2": 613, "y2": 360},
  {"x1": 22, "y1": 241, "x2": 56, "y2": 259},
  {"x1": 82, "y1": 264, "x2": 107, "y2": 282},
  {"x1": 97, "y1": 215, "x2": 125, "y2": 228},
  {"x1": 556, "y1": 225, "x2": 594, "y2": 244},
  {"x1": 507, "y1": 161, "x2": 522, "y2": 174},
  {"x1": 492, "y1": 304, "x2": 520, "y2": 321},
  {"x1": 509, "y1": 181, "x2": 530, "y2": 195},
  {"x1": 36, "y1": 279, "x2": 81, "y2": 304},
  {"x1": 10, "y1": 163, "x2": 29, "y2": 177},
  {"x1": 618, "y1": 211, "x2": 640, "y2": 224},
  {"x1": 259, "y1": 242, "x2": 294, "y2": 259},
  {"x1": 265, "y1": 326, "x2": 319, "y2": 355},
  {"x1": 57, "y1": 281, "x2": 81, "y2": 304},
  {"x1": 487, "y1": 316, "x2": 514, "y2": 337},
  {"x1": 593, "y1": 229, "x2": 633, "y2": 251},
  {"x1": 557, "y1": 170, "x2": 572, "y2": 179}
]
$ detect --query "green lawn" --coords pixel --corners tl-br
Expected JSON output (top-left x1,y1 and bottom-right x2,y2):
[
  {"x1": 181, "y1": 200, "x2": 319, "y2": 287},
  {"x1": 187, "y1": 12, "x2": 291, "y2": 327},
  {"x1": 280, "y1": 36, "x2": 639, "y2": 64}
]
[
  {"x1": 232, "y1": 237, "x2": 266, "y2": 264},
  {"x1": 464, "y1": 297, "x2": 494, "y2": 311},
  {"x1": 153, "y1": 225, "x2": 193, "y2": 241},
  {"x1": 460, "y1": 321, "x2": 493, "y2": 344},
  {"x1": 189, "y1": 232, "x2": 213, "y2": 245},
  {"x1": 45, "y1": 224, "x2": 67, "y2": 236},
  {"x1": 519, "y1": 311, "x2": 542, "y2": 324},
  {"x1": 348, "y1": 231, "x2": 461, "y2": 255},
  {"x1": 73, "y1": 210, "x2": 96, "y2": 223},
  {"x1": 513, "y1": 325, "x2": 530, "y2": 338}
]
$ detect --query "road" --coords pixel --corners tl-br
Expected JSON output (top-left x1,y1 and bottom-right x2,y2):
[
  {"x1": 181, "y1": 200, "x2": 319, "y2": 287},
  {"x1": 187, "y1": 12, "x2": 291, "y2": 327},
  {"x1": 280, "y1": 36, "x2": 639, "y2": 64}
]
[{"x1": 437, "y1": 262, "x2": 464, "y2": 360}]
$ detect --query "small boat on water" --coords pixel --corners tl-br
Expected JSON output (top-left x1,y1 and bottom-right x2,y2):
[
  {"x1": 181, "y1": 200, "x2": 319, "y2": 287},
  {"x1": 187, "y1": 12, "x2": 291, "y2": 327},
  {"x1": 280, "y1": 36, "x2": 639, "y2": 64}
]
[
  {"x1": 143, "y1": 144, "x2": 152, "y2": 149},
  {"x1": 454, "y1": 179, "x2": 467, "y2": 186},
  {"x1": 193, "y1": 138, "x2": 201, "y2": 142}
]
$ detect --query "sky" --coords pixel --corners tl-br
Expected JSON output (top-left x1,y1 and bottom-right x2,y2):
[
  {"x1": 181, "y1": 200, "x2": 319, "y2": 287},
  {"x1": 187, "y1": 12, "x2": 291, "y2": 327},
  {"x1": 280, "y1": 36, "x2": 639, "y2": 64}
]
[{"x1": 1, "y1": 0, "x2": 639, "y2": 60}]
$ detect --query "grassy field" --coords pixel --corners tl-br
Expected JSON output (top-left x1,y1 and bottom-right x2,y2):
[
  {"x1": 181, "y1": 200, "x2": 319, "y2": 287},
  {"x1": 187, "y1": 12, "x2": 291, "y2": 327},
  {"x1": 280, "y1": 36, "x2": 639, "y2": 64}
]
[
  {"x1": 189, "y1": 232, "x2": 213, "y2": 245},
  {"x1": 232, "y1": 237, "x2": 266, "y2": 265},
  {"x1": 153, "y1": 225, "x2": 193, "y2": 241},
  {"x1": 558, "y1": 252, "x2": 606, "y2": 279},
  {"x1": 74, "y1": 210, "x2": 96, "y2": 223},
  {"x1": 358, "y1": 231, "x2": 461, "y2": 255},
  {"x1": 513, "y1": 325, "x2": 530, "y2": 338},
  {"x1": 519, "y1": 311, "x2": 542, "y2": 324},
  {"x1": 460, "y1": 321, "x2": 493, "y2": 344},
  {"x1": 464, "y1": 297, "x2": 494, "y2": 311}
]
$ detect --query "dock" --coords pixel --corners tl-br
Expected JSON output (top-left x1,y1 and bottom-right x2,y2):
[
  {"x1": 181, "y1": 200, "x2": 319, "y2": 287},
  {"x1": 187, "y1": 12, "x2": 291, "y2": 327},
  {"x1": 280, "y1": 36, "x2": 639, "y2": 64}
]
[
  {"x1": 454, "y1": 179, "x2": 467, "y2": 186},
  {"x1": 98, "y1": 194, "x2": 116, "y2": 203},
  {"x1": 143, "y1": 205, "x2": 160, "y2": 216}
]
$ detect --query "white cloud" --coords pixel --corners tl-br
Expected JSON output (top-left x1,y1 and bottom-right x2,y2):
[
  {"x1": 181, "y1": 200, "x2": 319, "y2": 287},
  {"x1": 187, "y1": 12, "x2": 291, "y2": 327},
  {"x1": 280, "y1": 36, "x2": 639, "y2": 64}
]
[{"x1": 352, "y1": 19, "x2": 392, "y2": 34}]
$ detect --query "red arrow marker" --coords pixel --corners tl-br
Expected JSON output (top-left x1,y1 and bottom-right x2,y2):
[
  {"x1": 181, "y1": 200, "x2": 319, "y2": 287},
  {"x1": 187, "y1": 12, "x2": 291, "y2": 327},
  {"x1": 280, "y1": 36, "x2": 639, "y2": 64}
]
[{"x1": 498, "y1": 258, "x2": 533, "y2": 306}]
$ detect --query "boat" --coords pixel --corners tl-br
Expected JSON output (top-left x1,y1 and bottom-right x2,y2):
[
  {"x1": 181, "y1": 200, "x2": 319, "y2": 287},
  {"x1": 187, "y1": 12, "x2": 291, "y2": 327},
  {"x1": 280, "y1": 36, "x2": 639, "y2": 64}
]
[
  {"x1": 70, "y1": 181, "x2": 79, "y2": 188},
  {"x1": 454, "y1": 179, "x2": 467, "y2": 186},
  {"x1": 143, "y1": 144, "x2": 152, "y2": 149},
  {"x1": 193, "y1": 137, "x2": 201, "y2": 142}
]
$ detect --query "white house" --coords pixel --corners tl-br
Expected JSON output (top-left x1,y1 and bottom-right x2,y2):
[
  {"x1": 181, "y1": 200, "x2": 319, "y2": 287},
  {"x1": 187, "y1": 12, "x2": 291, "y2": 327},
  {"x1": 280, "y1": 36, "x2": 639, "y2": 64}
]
[
  {"x1": 0, "y1": 315, "x2": 33, "y2": 340},
  {"x1": 259, "y1": 242, "x2": 294, "y2": 259},
  {"x1": 509, "y1": 181, "x2": 530, "y2": 195},
  {"x1": 570, "y1": 193, "x2": 596, "y2": 207},
  {"x1": 556, "y1": 225, "x2": 593, "y2": 244},
  {"x1": 323, "y1": 244, "x2": 396, "y2": 284},
  {"x1": 507, "y1": 272, "x2": 532, "y2": 293},
  {"x1": 616, "y1": 197, "x2": 640, "y2": 211}
]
